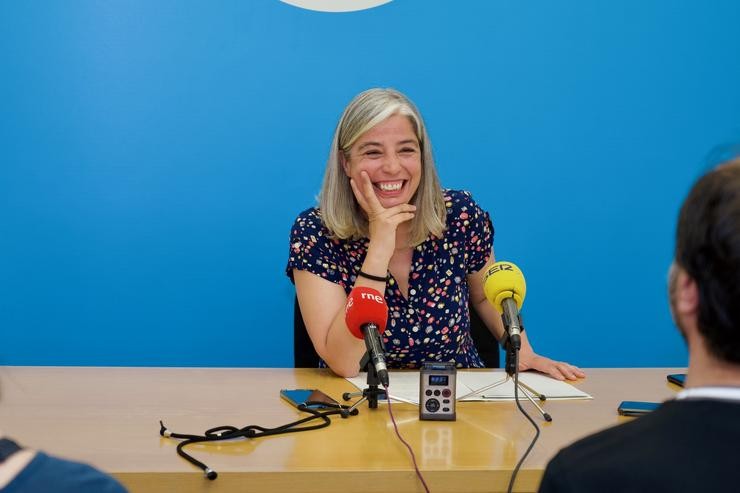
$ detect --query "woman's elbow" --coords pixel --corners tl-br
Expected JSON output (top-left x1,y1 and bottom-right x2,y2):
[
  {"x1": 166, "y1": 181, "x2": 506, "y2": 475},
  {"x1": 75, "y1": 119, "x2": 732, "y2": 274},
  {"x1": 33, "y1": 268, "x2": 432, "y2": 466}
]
[{"x1": 325, "y1": 359, "x2": 360, "y2": 378}]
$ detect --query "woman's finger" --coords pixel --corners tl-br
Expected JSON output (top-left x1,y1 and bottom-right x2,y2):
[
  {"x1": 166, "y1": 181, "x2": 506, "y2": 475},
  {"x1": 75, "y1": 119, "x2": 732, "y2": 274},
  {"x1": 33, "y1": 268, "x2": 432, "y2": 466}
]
[
  {"x1": 359, "y1": 171, "x2": 385, "y2": 214},
  {"x1": 384, "y1": 203, "x2": 417, "y2": 215},
  {"x1": 545, "y1": 364, "x2": 567, "y2": 381},
  {"x1": 387, "y1": 212, "x2": 415, "y2": 226},
  {"x1": 552, "y1": 362, "x2": 585, "y2": 380},
  {"x1": 567, "y1": 364, "x2": 586, "y2": 379},
  {"x1": 554, "y1": 363, "x2": 579, "y2": 381},
  {"x1": 349, "y1": 178, "x2": 370, "y2": 212}
]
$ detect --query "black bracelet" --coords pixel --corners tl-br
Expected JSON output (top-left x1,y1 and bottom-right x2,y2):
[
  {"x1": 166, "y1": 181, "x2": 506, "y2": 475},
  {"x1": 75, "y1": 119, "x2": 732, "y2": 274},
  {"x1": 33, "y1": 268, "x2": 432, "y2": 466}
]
[{"x1": 358, "y1": 270, "x2": 389, "y2": 282}]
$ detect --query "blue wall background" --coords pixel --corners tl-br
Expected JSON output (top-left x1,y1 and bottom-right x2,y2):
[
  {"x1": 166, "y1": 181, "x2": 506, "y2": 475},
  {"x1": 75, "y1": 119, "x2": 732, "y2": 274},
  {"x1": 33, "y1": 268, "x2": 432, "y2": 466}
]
[{"x1": 2, "y1": 1, "x2": 739, "y2": 368}]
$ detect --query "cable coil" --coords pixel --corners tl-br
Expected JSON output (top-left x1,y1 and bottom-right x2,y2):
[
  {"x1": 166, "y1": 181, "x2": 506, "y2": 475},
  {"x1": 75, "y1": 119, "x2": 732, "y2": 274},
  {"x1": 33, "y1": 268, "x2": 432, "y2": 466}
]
[{"x1": 160, "y1": 401, "x2": 358, "y2": 480}]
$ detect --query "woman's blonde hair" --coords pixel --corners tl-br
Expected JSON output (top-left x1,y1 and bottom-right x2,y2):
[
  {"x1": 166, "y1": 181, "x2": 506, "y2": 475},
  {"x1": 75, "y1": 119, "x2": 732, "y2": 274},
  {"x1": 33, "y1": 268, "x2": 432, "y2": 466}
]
[{"x1": 319, "y1": 88, "x2": 446, "y2": 246}]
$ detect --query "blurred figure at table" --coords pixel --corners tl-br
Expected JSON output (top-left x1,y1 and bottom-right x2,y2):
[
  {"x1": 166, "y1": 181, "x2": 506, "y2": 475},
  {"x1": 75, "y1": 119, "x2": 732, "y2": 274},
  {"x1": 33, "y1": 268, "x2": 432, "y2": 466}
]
[
  {"x1": 0, "y1": 427, "x2": 126, "y2": 492},
  {"x1": 539, "y1": 158, "x2": 740, "y2": 493}
]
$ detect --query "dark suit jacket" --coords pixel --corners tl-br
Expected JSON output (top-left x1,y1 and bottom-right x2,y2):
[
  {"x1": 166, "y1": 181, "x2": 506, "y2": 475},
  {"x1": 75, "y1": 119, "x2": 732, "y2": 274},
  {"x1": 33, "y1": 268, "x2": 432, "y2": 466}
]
[{"x1": 539, "y1": 399, "x2": 740, "y2": 493}]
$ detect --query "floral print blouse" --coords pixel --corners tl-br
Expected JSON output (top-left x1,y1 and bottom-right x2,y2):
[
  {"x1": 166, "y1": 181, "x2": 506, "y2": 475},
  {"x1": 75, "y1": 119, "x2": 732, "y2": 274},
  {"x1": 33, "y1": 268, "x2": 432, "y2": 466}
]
[{"x1": 287, "y1": 189, "x2": 494, "y2": 368}]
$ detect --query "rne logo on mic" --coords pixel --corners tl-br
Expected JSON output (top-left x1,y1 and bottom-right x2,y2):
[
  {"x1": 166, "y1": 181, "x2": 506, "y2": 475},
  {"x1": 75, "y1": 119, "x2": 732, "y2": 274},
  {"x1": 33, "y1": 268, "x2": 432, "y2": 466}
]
[{"x1": 360, "y1": 292, "x2": 384, "y2": 303}]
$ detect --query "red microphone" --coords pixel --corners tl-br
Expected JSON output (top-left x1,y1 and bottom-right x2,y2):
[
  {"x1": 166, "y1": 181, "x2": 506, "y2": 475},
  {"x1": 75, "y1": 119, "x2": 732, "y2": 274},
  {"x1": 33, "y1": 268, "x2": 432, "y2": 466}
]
[
  {"x1": 345, "y1": 287, "x2": 389, "y2": 386},
  {"x1": 345, "y1": 287, "x2": 388, "y2": 338}
]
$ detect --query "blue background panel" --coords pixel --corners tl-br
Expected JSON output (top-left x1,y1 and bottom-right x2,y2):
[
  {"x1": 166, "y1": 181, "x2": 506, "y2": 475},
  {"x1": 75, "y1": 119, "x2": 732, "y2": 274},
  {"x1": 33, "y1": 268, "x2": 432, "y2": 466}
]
[{"x1": 1, "y1": 1, "x2": 739, "y2": 367}]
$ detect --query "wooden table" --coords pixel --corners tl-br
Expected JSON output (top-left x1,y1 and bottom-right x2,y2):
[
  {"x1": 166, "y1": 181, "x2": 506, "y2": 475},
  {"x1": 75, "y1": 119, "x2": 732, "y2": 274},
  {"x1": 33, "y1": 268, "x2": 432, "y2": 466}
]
[{"x1": 0, "y1": 367, "x2": 684, "y2": 492}]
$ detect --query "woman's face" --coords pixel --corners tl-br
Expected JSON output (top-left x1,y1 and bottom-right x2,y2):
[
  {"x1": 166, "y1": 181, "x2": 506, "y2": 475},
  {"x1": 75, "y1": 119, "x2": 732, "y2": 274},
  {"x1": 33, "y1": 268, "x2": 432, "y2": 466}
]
[{"x1": 343, "y1": 114, "x2": 422, "y2": 210}]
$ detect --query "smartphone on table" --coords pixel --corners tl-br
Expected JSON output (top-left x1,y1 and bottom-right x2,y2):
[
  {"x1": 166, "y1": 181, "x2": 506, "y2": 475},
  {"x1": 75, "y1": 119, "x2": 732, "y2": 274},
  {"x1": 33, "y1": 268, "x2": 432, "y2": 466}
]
[
  {"x1": 667, "y1": 373, "x2": 686, "y2": 387},
  {"x1": 280, "y1": 388, "x2": 340, "y2": 409},
  {"x1": 617, "y1": 401, "x2": 660, "y2": 416}
]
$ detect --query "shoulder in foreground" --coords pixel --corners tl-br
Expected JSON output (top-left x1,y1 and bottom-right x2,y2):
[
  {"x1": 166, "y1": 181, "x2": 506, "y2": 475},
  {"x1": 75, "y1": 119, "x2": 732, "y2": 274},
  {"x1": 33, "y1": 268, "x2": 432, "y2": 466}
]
[
  {"x1": 549, "y1": 401, "x2": 690, "y2": 467},
  {"x1": 542, "y1": 400, "x2": 740, "y2": 492},
  {"x1": 32, "y1": 452, "x2": 128, "y2": 492}
]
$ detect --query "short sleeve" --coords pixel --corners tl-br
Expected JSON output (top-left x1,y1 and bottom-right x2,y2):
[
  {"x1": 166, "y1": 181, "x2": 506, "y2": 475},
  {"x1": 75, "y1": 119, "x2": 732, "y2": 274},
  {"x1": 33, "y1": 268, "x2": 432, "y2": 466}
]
[
  {"x1": 286, "y1": 208, "x2": 347, "y2": 288},
  {"x1": 446, "y1": 190, "x2": 494, "y2": 274}
]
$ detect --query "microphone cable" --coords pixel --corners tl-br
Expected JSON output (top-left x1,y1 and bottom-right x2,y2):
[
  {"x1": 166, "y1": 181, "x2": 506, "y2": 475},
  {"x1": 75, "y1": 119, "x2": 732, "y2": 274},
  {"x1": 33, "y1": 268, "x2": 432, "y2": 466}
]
[
  {"x1": 506, "y1": 349, "x2": 541, "y2": 493},
  {"x1": 159, "y1": 401, "x2": 358, "y2": 480},
  {"x1": 383, "y1": 383, "x2": 431, "y2": 493}
]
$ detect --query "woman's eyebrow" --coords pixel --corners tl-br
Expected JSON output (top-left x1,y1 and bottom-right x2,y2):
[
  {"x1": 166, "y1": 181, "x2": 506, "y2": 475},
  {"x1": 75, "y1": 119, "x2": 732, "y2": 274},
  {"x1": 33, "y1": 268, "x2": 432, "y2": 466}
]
[
  {"x1": 397, "y1": 139, "x2": 419, "y2": 146},
  {"x1": 357, "y1": 141, "x2": 382, "y2": 150}
]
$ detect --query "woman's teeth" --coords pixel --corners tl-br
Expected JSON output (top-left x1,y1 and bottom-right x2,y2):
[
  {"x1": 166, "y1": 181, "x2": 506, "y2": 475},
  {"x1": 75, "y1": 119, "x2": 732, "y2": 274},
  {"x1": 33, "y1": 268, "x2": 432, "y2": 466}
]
[{"x1": 377, "y1": 181, "x2": 403, "y2": 191}]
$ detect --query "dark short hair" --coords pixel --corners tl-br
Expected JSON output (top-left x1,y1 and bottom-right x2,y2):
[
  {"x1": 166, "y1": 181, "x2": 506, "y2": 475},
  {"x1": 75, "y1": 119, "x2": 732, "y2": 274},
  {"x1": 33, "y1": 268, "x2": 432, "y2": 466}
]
[{"x1": 675, "y1": 158, "x2": 740, "y2": 363}]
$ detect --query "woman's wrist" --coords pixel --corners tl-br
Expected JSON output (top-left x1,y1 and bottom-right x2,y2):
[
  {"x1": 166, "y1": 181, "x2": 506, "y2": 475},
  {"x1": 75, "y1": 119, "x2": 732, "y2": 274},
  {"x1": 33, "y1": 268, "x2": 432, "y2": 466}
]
[
  {"x1": 356, "y1": 254, "x2": 389, "y2": 289},
  {"x1": 358, "y1": 270, "x2": 389, "y2": 282},
  {"x1": 363, "y1": 245, "x2": 392, "y2": 275}
]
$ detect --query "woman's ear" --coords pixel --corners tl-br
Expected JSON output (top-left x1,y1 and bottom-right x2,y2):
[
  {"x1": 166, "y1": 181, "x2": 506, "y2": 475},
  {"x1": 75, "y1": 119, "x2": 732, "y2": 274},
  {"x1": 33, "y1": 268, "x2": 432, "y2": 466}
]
[{"x1": 339, "y1": 151, "x2": 350, "y2": 176}]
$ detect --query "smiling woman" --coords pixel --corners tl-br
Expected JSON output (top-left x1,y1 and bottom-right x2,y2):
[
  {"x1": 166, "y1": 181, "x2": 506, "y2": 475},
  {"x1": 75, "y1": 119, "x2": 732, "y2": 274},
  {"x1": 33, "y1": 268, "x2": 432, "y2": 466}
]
[
  {"x1": 343, "y1": 114, "x2": 422, "y2": 210},
  {"x1": 321, "y1": 89, "x2": 446, "y2": 247},
  {"x1": 285, "y1": 88, "x2": 584, "y2": 382}
]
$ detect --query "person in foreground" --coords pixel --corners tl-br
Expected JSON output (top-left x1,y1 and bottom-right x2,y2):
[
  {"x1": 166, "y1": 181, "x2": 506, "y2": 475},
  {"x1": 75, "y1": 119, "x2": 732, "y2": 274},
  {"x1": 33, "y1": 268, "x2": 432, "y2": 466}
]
[
  {"x1": 0, "y1": 430, "x2": 126, "y2": 492},
  {"x1": 287, "y1": 87, "x2": 584, "y2": 381},
  {"x1": 538, "y1": 158, "x2": 740, "y2": 493}
]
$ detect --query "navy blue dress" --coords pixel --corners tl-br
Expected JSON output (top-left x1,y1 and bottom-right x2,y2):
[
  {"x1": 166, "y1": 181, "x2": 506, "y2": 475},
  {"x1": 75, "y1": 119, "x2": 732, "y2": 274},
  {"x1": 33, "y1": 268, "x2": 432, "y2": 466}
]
[{"x1": 287, "y1": 189, "x2": 494, "y2": 368}]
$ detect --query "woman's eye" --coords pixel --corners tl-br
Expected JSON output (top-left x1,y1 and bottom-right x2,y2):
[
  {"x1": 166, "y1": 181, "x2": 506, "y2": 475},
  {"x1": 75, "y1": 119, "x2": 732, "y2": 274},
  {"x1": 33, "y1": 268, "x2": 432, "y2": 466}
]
[
  {"x1": 399, "y1": 148, "x2": 417, "y2": 154},
  {"x1": 365, "y1": 150, "x2": 382, "y2": 157}
]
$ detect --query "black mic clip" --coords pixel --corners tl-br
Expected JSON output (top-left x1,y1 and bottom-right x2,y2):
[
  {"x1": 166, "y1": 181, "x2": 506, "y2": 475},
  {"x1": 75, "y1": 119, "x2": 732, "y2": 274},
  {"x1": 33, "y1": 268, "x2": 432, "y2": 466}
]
[{"x1": 500, "y1": 314, "x2": 523, "y2": 350}]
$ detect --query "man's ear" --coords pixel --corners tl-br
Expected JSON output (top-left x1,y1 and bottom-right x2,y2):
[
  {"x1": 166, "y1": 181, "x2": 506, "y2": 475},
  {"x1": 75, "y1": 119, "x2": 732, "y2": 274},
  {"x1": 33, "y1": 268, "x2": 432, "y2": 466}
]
[{"x1": 675, "y1": 268, "x2": 699, "y2": 318}]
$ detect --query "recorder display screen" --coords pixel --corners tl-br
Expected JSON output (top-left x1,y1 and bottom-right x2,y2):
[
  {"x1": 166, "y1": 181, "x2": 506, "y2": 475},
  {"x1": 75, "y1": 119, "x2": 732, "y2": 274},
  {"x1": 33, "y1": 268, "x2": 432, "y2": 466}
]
[{"x1": 428, "y1": 375, "x2": 449, "y2": 386}]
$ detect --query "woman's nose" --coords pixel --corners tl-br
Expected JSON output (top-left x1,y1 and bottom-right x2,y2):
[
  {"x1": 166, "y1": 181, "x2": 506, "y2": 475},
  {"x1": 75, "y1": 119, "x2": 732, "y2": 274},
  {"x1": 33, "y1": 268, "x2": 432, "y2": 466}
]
[{"x1": 381, "y1": 154, "x2": 402, "y2": 173}]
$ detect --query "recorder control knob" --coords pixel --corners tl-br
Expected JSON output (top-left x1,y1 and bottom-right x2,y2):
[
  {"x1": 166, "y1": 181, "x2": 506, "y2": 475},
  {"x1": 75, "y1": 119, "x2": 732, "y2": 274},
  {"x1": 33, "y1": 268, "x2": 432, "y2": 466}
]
[{"x1": 425, "y1": 398, "x2": 440, "y2": 413}]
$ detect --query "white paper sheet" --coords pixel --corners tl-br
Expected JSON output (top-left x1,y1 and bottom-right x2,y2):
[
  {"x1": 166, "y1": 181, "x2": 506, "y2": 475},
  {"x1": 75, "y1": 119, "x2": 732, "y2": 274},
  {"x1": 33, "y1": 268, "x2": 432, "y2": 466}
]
[{"x1": 346, "y1": 370, "x2": 592, "y2": 405}]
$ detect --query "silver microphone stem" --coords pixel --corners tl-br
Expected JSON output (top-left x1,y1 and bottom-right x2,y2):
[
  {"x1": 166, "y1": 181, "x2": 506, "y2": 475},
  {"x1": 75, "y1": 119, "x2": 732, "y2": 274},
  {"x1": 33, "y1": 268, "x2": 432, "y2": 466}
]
[
  {"x1": 362, "y1": 323, "x2": 389, "y2": 387},
  {"x1": 501, "y1": 297, "x2": 522, "y2": 350}
]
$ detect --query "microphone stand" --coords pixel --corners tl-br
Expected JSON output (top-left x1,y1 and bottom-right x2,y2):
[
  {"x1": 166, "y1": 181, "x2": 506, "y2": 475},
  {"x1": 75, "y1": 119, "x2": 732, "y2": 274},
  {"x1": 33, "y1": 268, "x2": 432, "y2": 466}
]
[
  {"x1": 502, "y1": 330, "x2": 552, "y2": 422},
  {"x1": 474, "y1": 324, "x2": 552, "y2": 422},
  {"x1": 341, "y1": 352, "x2": 386, "y2": 417}
]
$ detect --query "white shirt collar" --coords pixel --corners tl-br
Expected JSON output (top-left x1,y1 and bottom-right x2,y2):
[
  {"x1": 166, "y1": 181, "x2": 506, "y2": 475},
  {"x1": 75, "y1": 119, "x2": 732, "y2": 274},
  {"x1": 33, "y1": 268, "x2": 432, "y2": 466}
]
[{"x1": 676, "y1": 386, "x2": 740, "y2": 402}]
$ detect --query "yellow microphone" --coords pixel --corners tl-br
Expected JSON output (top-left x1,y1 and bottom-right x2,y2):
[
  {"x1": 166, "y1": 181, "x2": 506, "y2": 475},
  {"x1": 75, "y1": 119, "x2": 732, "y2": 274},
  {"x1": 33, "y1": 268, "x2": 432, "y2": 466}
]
[{"x1": 483, "y1": 261, "x2": 526, "y2": 349}]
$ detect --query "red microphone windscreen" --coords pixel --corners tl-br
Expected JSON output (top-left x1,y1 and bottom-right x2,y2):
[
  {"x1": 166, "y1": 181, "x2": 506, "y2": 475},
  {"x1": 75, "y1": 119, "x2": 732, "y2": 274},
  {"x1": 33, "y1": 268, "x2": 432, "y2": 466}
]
[{"x1": 344, "y1": 287, "x2": 388, "y2": 340}]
